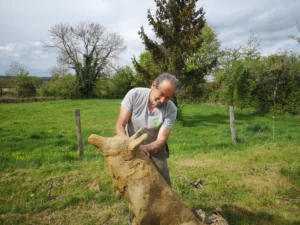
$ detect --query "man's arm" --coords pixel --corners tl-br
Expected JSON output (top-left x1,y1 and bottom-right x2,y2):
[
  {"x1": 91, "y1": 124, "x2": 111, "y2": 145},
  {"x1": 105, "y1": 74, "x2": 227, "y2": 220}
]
[
  {"x1": 115, "y1": 106, "x2": 131, "y2": 137},
  {"x1": 140, "y1": 126, "x2": 171, "y2": 156}
]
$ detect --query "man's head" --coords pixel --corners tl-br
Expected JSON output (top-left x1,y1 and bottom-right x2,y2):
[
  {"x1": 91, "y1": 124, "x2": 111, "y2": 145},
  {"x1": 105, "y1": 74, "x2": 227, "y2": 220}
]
[{"x1": 150, "y1": 73, "x2": 178, "y2": 107}]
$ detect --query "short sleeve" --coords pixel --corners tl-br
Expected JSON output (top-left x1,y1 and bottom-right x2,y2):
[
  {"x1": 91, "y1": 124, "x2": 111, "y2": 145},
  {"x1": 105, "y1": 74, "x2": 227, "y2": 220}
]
[
  {"x1": 162, "y1": 102, "x2": 177, "y2": 130},
  {"x1": 121, "y1": 88, "x2": 135, "y2": 112}
]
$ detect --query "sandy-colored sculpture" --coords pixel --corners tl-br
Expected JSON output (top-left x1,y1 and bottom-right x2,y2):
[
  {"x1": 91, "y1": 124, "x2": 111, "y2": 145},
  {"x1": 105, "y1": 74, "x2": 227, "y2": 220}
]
[{"x1": 88, "y1": 129, "x2": 227, "y2": 225}]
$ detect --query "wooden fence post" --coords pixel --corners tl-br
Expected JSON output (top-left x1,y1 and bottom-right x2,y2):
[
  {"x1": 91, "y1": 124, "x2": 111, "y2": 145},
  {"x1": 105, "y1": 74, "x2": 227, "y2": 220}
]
[
  {"x1": 75, "y1": 109, "x2": 83, "y2": 157},
  {"x1": 229, "y1": 105, "x2": 237, "y2": 144}
]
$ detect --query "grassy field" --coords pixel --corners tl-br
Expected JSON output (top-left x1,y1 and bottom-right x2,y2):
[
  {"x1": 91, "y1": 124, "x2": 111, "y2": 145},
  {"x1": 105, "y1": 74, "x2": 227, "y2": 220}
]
[{"x1": 0, "y1": 99, "x2": 299, "y2": 225}]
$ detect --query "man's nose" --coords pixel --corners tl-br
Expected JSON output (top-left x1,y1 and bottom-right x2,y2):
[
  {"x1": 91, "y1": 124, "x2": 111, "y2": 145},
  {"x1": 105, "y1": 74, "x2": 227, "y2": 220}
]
[{"x1": 160, "y1": 97, "x2": 168, "y2": 103}]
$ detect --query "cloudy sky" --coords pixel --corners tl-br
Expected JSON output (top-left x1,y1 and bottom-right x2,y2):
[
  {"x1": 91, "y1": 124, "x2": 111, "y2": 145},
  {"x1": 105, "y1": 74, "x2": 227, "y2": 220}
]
[{"x1": 0, "y1": 0, "x2": 299, "y2": 77}]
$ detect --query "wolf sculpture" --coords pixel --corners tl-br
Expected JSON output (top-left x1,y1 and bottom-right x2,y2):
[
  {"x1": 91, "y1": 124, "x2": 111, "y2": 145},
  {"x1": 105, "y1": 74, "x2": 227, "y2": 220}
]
[{"x1": 89, "y1": 129, "x2": 220, "y2": 225}]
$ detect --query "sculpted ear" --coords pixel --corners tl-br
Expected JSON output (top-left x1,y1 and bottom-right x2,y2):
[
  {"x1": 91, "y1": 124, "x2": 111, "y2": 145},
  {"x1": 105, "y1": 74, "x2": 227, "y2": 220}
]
[
  {"x1": 130, "y1": 128, "x2": 146, "y2": 140},
  {"x1": 88, "y1": 134, "x2": 106, "y2": 151},
  {"x1": 129, "y1": 133, "x2": 148, "y2": 151}
]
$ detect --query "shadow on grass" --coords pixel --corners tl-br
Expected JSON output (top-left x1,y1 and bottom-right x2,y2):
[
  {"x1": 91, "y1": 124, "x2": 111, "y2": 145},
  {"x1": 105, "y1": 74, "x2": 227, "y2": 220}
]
[
  {"x1": 180, "y1": 113, "x2": 229, "y2": 127},
  {"x1": 180, "y1": 111, "x2": 267, "y2": 128},
  {"x1": 224, "y1": 205, "x2": 299, "y2": 225}
]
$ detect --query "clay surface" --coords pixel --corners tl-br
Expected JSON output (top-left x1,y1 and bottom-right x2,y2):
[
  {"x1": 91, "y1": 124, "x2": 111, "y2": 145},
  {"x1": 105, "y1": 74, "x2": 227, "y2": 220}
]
[{"x1": 88, "y1": 129, "x2": 205, "y2": 225}]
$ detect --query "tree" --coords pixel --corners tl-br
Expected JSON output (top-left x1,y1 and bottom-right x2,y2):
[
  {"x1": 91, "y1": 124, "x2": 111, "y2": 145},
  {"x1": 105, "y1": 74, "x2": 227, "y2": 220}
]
[
  {"x1": 239, "y1": 32, "x2": 262, "y2": 108},
  {"x1": 16, "y1": 75, "x2": 36, "y2": 97},
  {"x1": 4, "y1": 61, "x2": 38, "y2": 97},
  {"x1": 266, "y1": 55, "x2": 285, "y2": 107},
  {"x1": 218, "y1": 48, "x2": 242, "y2": 144},
  {"x1": 283, "y1": 51, "x2": 300, "y2": 114},
  {"x1": 5, "y1": 61, "x2": 24, "y2": 94},
  {"x1": 111, "y1": 66, "x2": 135, "y2": 98},
  {"x1": 94, "y1": 77, "x2": 114, "y2": 98},
  {"x1": 289, "y1": 20, "x2": 300, "y2": 43},
  {"x1": 133, "y1": 0, "x2": 206, "y2": 99},
  {"x1": 0, "y1": 77, "x2": 11, "y2": 96},
  {"x1": 40, "y1": 74, "x2": 77, "y2": 98},
  {"x1": 212, "y1": 49, "x2": 254, "y2": 143},
  {"x1": 5, "y1": 62, "x2": 43, "y2": 97},
  {"x1": 181, "y1": 25, "x2": 220, "y2": 99},
  {"x1": 93, "y1": 66, "x2": 135, "y2": 99},
  {"x1": 209, "y1": 30, "x2": 300, "y2": 116},
  {"x1": 133, "y1": 51, "x2": 165, "y2": 87},
  {"x1": 43, "y1": 22, "x2": 126, "y2": 98},
  {"x1": 210, "y1": 32, "x2": 263, "y2": 143},
  {"x1": 49, "y1": 63, "x2": 70, "y2": 81},
  {"x1": 212, "y1": 48, "x2": 242, "y2": 103},
  {"x1": 256, "y1": 51, "x2": 300, "y2": 113}
]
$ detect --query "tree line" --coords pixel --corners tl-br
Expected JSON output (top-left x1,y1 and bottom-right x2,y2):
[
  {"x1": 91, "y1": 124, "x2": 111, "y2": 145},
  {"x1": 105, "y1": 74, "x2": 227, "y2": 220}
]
[
  {"x1": 1, "y1": 0, "x2": 299, "y2": 115},
  {"x1": 206, "y1": 33, "x2": 300, "y2": 115}
]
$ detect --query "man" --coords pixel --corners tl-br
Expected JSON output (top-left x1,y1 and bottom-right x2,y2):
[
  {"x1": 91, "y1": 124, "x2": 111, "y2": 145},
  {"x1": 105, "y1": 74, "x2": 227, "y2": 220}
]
[{"x1": 115, "y1": 73, "x2": 178, "y2": 186}]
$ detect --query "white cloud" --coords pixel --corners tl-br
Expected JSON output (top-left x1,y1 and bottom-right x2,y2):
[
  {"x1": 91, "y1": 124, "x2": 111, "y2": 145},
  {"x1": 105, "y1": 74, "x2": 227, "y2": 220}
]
[
  {"x1": 0, "y1": 0, "x2": 299, "y2": 76},
  {"x1": 0, "y1": 42, "x2": 57, "y2": 76}
]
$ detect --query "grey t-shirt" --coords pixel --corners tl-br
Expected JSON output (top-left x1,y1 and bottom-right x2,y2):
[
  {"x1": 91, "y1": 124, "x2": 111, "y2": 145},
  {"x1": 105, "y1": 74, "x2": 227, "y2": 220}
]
[{"x1": 121, "y1": 88, "x2": 177, "y2": 144}]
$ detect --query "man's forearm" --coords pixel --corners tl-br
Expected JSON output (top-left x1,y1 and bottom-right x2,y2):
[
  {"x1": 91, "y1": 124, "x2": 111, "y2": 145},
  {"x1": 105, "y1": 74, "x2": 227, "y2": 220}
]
[{"x1": 115, "y1": 124, "x2": 127, "y2": 137}]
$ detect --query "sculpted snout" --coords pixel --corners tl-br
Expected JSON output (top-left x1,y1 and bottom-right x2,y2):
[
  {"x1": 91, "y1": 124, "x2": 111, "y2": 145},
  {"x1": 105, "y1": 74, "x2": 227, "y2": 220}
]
[{"x1": 88, "y1": 134, "x2": 107, "y2": 151}]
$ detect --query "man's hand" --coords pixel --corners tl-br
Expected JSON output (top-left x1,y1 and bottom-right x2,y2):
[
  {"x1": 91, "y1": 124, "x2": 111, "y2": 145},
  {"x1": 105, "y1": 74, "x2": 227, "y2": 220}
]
[
  {"x1": 140, "y1": 145, "x2": 150, "y2": 156},
  {"x1": 138, "y1": 127, "x2": 172, "y2": 157},
  {"x1": 140, "y1": 143, "x2": 158, "y2": 156}
]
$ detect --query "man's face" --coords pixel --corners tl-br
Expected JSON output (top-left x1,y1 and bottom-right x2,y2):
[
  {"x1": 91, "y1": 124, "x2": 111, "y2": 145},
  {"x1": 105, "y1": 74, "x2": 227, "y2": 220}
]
[{"x1": 150, "y1": 80, "x2": 176, "y2": 107}]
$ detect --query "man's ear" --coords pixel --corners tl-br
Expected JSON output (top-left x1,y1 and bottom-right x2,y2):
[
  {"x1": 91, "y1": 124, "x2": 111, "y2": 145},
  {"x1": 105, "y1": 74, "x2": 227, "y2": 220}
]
[{"x1": 151, "y1": 81, "x2": 156, "y2": 89}]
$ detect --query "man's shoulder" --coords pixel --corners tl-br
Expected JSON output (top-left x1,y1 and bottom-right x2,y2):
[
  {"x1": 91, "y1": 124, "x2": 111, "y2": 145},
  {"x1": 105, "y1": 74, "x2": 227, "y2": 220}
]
[
  {"x1": 127, "y1": 87, "x2": 151, "y2": 99},
  {"x1": 159, "y1": 100, "x2": 177, "y2": 118},
  {"x1": 166, "y1": 100, "x2": 177, "y2": 111},
  {"x1": 130, "y1": 87, "x2": 151, "y2": 94},
  {"x1": 125, "y1": 88, "x2": 151, "y2": 103}
]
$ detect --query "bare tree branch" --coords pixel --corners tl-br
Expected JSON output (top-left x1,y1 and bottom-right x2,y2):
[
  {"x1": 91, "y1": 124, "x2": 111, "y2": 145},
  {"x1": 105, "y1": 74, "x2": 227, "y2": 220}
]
[
  {"x1": 289, "y1": 20, "x2": 300, "y2": 43},
  {"x1": 42, "y1": 22, "x2": 126, "y2": 97}
]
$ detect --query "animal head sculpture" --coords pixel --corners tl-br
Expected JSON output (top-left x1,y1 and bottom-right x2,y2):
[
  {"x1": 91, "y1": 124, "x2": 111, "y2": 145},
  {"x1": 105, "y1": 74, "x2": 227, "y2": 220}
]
[
  {"x1": 88, "y1": 129, "x2": 148, "y2": 158},
  {"x1": 88, "y1": 129, "x2": 150, "y2": 197}
]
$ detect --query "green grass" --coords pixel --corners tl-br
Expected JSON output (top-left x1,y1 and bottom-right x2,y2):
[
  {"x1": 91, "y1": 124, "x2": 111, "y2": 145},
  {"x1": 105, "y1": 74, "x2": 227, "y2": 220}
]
[{"x1": 0, "y1": 100, "x2": 299, "y2": 225}]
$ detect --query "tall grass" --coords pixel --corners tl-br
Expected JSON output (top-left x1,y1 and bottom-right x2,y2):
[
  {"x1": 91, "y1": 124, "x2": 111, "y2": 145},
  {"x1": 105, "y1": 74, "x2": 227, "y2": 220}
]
[{"x1": 0, "y1": 100, "x2": 299, "y2": 225}]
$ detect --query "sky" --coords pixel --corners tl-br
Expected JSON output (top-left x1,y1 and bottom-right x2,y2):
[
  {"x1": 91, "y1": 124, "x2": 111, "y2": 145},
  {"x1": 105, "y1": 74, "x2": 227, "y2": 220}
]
[{"x1": 0, "y1": 0, "x2": 299, "y2": 77}]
